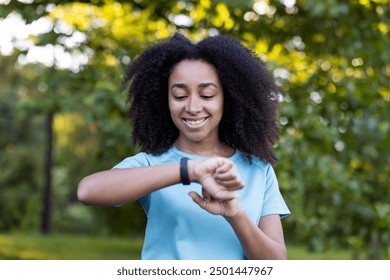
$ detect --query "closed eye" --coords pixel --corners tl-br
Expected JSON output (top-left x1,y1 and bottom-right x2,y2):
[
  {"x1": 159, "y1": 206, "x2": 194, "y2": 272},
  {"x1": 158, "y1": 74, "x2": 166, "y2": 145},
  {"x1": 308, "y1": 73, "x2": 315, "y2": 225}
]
[{"x1": 173, "y1": 96, "x2": 187, "y2": 101}]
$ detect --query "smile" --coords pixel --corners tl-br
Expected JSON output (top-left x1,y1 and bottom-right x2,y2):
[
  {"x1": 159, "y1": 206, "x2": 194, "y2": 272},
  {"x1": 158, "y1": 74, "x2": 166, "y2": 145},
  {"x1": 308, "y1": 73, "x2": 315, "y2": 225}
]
[{"x1": 183, "y1": 117, "x2": 208, "y2": 126}]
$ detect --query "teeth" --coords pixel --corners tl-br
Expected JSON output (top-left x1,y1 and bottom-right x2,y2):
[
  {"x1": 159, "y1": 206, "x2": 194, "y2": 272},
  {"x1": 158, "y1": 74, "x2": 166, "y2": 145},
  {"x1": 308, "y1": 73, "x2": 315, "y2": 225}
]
[{"x1": 184, "y1": 118, "x2": 207, "y2": 125}]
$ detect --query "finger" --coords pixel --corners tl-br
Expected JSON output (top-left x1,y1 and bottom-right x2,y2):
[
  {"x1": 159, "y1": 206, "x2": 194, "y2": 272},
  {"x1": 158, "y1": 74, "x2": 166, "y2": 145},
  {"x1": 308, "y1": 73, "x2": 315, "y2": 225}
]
[
  {"x1": 188, "y1": 192, "x2": 208, "y2": 210},
  {"x1": 200, "y1": 177, "x2": 239, "y2": 200},
  {"x1": 215, "y1": 160, "x2": 234, "y2": 174},
  {"x1": 213, "y1": 189, "x2": 239, "y2": 200},
  {"x1": 214, "y1": 167, "x2": 242, "y2": 186},
  {"x1": 213, "y1": 171, "x2": 243, "y2": 188},
  {"x1": 214, "y1": 172, "x2": 238, "y2": 181},
  {"x1": 215, "y1": 179, "x2": 244, "y2": 190},
  {"x1": 202, "y1": 188, "x2": 211, "y2": 202},
  {"x1": 195, "y1": 187, "x2": 238, "y2": 202}
]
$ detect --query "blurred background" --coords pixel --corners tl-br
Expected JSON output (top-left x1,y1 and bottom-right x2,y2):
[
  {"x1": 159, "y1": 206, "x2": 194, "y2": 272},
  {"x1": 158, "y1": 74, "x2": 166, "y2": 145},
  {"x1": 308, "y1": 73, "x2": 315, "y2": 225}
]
[{"x1": 0, "y1": 0, "x2": 389, "y2": 260}]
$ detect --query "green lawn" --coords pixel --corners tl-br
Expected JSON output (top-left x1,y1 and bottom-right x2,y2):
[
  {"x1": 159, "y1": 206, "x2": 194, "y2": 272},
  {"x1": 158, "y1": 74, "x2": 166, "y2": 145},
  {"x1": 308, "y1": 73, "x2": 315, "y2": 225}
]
[
  {"x1": 0, "y1": 233, "x2": 352, "y2": 260},
  {"x1": 0, "y1": 233, "x2": 142, "y2": 260}
]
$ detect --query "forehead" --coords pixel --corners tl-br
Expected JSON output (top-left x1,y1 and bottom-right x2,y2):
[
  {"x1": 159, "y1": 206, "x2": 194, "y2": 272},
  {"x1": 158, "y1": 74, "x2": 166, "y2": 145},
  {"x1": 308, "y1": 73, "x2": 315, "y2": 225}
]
[{"x1": 169, "y1": 60, "x2": 219, "y2": 83}]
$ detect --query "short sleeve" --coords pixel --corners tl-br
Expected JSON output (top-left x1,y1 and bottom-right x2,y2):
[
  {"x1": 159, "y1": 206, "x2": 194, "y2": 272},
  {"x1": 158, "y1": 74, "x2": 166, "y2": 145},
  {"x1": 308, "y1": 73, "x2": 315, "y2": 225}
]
[
  {"x1": 112, "y1": 152, "x2": 152, "y2": 210},
  {"x1": 261, "y1": 165, "x2": 290, "y2": 219},
  {"x1": 112, "y1": 152, "x2": 151, "y2": 169}
]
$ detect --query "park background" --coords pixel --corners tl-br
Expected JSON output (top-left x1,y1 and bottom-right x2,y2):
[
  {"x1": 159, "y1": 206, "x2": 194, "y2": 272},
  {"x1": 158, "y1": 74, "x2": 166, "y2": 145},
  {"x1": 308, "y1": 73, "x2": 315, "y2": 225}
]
[{"x1": 0, "y1": 0, "x2": 389, "y2": 260}]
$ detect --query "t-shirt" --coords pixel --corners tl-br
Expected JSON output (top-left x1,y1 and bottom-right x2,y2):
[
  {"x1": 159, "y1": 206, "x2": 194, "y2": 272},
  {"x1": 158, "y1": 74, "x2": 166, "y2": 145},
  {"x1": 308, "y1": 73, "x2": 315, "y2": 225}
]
[{"x1": 113, "y1": 146, "x2": 290, "y2": 260}]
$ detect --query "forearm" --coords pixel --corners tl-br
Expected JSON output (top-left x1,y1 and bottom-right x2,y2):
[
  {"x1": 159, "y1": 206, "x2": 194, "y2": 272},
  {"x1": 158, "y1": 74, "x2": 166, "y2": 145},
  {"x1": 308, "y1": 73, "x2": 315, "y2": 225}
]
[
  {"x1": 225, "y1": 210, "x2": 287, "y2": 260},
  {"x1": 77, "y1": 163, "x2": 181, "y2": 206},
  {"x1": 77, "y1": 157, "x2": 242, "y2": 206}
]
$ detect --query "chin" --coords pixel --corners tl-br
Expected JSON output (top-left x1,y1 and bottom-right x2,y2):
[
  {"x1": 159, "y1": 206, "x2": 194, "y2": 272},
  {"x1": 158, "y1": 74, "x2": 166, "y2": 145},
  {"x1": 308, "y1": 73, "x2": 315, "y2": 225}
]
[{"x1": 182, "y1": 134, "x2": 209, "y2": 143}]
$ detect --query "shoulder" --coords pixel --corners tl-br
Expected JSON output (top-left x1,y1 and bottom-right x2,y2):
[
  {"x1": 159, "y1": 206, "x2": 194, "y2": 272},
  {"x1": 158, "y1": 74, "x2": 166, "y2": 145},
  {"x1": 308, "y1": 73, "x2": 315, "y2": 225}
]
[
  {"x1": 112, "y1": 147, "x2": 179, "y2": 169},
  {"x1": 235, "y1": 151, "x2": 271, "y2": 171},
  {"x1": 112, "y1": 152, "x2": 151, "y2": 169},
  {"x1": 234, "y1": 152, "x2": 278, "y2": 184}
]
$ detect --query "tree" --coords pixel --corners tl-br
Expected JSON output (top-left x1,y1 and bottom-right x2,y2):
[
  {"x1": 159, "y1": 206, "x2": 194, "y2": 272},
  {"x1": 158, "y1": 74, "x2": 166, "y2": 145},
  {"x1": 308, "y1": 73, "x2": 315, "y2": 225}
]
[{"x1": 1, "y1": 0, "x2": 389, "y2": 258}]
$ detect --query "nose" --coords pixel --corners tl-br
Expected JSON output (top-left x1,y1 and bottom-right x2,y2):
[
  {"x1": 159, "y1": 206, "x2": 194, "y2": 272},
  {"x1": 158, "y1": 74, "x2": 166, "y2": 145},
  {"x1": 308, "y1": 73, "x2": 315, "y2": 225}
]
[{"x1": 186, "y1": 94, "x2": 202, "y2": 115}]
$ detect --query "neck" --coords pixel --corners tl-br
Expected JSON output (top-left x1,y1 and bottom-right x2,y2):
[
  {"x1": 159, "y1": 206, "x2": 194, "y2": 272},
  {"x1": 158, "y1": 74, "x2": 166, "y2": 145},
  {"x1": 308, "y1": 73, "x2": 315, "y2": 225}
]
[{"x1": 174, "y1": 139, "x2": 235, "y2": 158}]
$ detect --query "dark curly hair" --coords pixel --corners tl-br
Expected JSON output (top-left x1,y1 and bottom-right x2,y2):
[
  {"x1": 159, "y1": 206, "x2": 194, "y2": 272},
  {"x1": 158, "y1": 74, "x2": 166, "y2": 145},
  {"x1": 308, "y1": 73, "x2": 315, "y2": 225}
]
[{"x1": 122, "y1": 33, "x2": 280, "y2": 165}]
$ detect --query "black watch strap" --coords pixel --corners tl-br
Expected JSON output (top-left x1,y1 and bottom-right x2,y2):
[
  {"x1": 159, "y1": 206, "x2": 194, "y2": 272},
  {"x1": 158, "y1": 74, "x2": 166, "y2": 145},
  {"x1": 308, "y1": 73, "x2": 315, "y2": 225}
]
[{"x1": 180, "y1": 157, "x2": 190, "y2": 185}]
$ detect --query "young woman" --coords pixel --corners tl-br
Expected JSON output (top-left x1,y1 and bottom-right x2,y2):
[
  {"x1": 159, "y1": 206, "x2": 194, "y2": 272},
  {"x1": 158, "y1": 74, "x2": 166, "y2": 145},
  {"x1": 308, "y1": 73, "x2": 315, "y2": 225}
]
[{"x1": 77, "y1": 33, "x2": 290, "y2": 260}]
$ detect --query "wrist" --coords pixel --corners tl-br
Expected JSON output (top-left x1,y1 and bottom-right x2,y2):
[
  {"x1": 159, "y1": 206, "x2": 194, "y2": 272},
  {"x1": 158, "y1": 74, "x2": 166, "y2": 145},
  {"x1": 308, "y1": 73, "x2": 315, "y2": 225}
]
[
  {"x1": 187, "y1": 160, "x2": 199, "y2": 183},
  {"x1": 224, "y1": 206, "x2": 245, "y2": 223}
]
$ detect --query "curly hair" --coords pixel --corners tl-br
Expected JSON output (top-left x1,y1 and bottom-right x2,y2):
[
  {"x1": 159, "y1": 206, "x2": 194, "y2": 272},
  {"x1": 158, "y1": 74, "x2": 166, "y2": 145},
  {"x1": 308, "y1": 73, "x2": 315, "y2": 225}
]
[{"x1": 122, "y1": 33, "x2": 280, "y2": 165}]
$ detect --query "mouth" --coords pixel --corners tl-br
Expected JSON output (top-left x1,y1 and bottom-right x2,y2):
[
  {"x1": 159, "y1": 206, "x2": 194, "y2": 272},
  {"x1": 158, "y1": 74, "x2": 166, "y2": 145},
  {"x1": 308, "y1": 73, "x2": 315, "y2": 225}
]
[{"x1": 183, "y1": 117, "x2": 208, "y2": 126}]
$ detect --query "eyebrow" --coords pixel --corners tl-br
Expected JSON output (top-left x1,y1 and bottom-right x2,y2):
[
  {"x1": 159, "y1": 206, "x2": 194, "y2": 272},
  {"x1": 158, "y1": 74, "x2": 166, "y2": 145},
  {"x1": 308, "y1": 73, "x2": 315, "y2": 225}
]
[
  {"x1": 170, "y1": 82, "x2": 218, "y2": 90},
  {"x1": 199, "y1": 82, "x2": 218, "y2": 89}
]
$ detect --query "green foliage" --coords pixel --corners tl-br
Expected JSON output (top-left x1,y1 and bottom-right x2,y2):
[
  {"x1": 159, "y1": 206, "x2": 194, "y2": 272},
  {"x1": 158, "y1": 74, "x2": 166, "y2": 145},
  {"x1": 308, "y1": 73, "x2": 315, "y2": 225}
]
[
  {"x1": 0, "y1": 56, "x2": 45, "y2": 233},
  {"x1": 0, "y1": 147, "x2": 44, "y2": 231},
  {"x1": 1, "y1": 0, "x2": 389, "y2": 259}
]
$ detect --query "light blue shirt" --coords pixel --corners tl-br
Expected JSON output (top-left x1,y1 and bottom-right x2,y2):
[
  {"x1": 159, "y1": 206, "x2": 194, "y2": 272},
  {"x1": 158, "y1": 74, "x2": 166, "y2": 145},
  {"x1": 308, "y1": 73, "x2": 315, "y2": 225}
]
[{"x1": 113, "y1": 146, "x2": 290, "y2": 260}]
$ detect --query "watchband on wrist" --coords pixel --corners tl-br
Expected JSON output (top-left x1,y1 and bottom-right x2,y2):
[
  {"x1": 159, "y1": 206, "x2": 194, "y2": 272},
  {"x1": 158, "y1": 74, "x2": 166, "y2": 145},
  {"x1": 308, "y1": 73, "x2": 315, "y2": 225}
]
[{"x1": 180, "y1": 157, "x2": 190, "y2": 185}]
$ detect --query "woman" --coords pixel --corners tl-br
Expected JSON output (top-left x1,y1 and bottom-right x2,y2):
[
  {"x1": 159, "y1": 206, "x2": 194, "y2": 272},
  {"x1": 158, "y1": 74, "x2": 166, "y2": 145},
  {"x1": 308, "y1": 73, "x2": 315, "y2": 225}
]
[{"x1": 78, "y1": 33, "x2": 290, "y2": 260}]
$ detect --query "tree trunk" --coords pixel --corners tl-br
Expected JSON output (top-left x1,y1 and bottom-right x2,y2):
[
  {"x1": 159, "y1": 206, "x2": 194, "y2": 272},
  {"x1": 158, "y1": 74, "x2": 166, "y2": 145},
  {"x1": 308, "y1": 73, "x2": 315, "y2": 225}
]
[{"x1": 42, "y1": 111, "x2": 54, "y2": 235}]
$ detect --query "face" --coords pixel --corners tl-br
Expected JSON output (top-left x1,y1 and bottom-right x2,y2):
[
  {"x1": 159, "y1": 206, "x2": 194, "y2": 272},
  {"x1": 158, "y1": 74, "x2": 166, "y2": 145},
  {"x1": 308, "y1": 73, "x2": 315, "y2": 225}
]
[{"x1": 168, "y1": 60, "x2": 224, "y2": 147}]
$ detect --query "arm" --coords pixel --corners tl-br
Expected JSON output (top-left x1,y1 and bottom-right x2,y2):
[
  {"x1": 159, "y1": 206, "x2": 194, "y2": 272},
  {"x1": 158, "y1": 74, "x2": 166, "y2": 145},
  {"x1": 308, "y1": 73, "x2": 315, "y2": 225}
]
[
  {"x1": 226, "y1": 211, "x2": 287, "y2": 260},
  {"x1": 77, "y1": 157, "x2": 243, "y2": 206},
  {"x1": 77, "y1": 163, "x2": 181, "y2": 206},
  {"x1": 188, "y1": 193, "x2": 287, "y2": 260},
  {"x1": 189, "y1": 165, "x2": 287, "y2": 260}
]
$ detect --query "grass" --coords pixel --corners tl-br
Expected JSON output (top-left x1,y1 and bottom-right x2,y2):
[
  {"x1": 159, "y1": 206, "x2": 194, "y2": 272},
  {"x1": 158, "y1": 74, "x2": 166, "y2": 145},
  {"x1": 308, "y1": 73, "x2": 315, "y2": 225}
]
[
  {"x1": 0, "y1": 233, "x2": 143, "y2": 260},
  {"x1": 286, "y1": 244, "x2": 351, "y2": 260},
  {"x1": 0, "y1": 233, "x2": 352, "y2": 260}
]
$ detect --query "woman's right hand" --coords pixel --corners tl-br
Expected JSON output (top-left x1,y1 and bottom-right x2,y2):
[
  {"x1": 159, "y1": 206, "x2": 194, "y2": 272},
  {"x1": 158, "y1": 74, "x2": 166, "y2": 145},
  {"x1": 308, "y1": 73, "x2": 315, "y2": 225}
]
[{"x1": 188, "y1": 158, "x2": 244, "y2": 200}]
